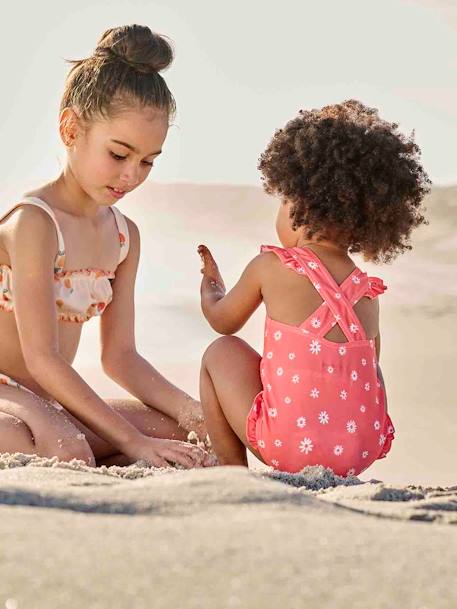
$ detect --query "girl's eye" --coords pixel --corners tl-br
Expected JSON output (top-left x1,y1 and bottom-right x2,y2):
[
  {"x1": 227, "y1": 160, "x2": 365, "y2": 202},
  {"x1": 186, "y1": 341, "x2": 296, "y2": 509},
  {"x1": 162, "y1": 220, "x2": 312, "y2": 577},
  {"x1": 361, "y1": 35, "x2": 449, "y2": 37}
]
[{"x1": 110, "y1": 152, "x2": 154, "y2": 166}]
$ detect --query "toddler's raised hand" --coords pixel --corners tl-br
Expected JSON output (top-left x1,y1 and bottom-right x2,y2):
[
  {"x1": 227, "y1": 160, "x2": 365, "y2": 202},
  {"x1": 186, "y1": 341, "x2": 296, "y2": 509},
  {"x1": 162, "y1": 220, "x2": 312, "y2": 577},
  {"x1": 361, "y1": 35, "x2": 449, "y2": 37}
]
[{"x1": 198, "y1": 244, "x2": 226, "y2": 293}]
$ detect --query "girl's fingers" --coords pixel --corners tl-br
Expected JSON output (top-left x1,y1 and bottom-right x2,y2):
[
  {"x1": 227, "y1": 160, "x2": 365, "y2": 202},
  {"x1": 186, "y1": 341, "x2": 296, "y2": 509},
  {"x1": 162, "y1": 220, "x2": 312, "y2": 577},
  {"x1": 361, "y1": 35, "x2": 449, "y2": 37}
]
[{"x1": 167, "y1": 451, "x2": 194, "y2": 469}]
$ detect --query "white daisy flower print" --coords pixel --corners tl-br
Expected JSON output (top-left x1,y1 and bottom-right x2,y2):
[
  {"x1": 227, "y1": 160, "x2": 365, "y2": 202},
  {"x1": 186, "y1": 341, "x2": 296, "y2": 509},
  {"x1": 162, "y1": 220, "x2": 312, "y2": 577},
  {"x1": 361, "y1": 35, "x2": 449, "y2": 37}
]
[
  {"x1": 310, "y1": 339, "x2": 321, "y2": 355},
  {"x1": 284, "y1": 396, "x2": 292, "y2": 405},
  {"x1": 350, "y1": 323, "x2": 359, "y2": 333},
  {"x1": 299, "y1": 438, "x2": 314, "y2": 454},
  {"x1": 314, "y1": 282, "x2": 321, "y2": 291},
  {"x1": 308, "y1": 260, "x2": 319, "y2": 270},
  {"x1": 352, "y1": 275, "x2": 361, "y2": 284},
  {"x1": 268, "y1": 407, "x2": 278, "y2": 418},
  {"x1": 274, "y1": 439, "x2": 283, "y2": 447},
  {"x1": 297, "y1": 267, "x2": 305, "y2": 274},
  {"x1": 271, "y1": 459, "x2": 280, "y2": 467},
  {"x1": 379, "y1": 433, "x2": 386, "y2": 446},
  {"x1": 261, "y1": 367, "x2": 265, "y2": 377},
  {"x1": 266, "y1": 351, "x2": 273, "y2": 359},
  {"x1": 351, "y1": 370, "x2": 358, "y2": 381},
  {"x1": 311, "y1": 317, "x2": 321, "y2": 328},
  {"x1": 375, "y1": 397, "x2": 380, "y2": 405},
  {"x1": 346, "y1": 420, "x2": 357, "y2": 433},
  {"x1": 318, "y1": 411, "x2": 329, "y2": 424},
  {"x1": 362, "y1": 450, "x2": 369, "y2": 459},
  {"x1": 340, "y1": 389, "x2": 348, "y2": 400},
  {"x1": 327, "y1": 366, "x2": 334, "y2": 374},
  {"x1": 364, "y1": 382, "x2": 370, "y2": 391},
  {"x1": 310, "y1": 387, "x2": 320, "y2": 399},
  {"x1": 296, "y1": 417, "x2": 307, "y2": 428},
  {"x1": 339, "y1": 346, "x2": 346, "y2": 356},
  {"x1": 292, "y1": 374, "x2": 300, "y2": 384},
  {"x1": 301, "y1": 328, "x2": 310, "y2": 334},
  {"x1": 347, "y1": 468, "x2": 356, "y2": 476},
  {"x1": 374, "y1": 420, "x2": 381, "y2": 431},
  {"x1": 274, "y1": 330, "x2": 282, "y2": 341},
  {"x1": 267, "y1": 383, "x2": 272, "y2": 392},
  {"x1": 387, "y1": 425, "x2": 394, "y2": 434},
  {"x1": 361, "y1": 358, "x2": 367, "y2": 366},
  {"x1": 376, "y1": 380, "x2": 381, "y2": 388},
  {"x1": 288, "y1": 352, "x2": 296, "y2": 360},
  {"x1": 360, "y1": 404, "x2": 366, "y2": 413},
  {"x1": 258, "y1": 440, "x2": 266, "y2": 449},
  {"x1": 334, "y1": 313, "x2": 341, "y2": 322},
  {"x1": 276, "y1": 367, "x2": 284, "y2": 376},
  {"x1": 334, "y1": 445, "x2": 344, "y2": 456}
]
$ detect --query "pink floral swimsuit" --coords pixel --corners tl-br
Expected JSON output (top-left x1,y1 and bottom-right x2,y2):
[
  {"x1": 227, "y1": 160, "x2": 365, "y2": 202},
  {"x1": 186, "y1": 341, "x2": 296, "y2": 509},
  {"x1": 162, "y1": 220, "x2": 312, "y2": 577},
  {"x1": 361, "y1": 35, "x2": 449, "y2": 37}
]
[
  {"x1": 246, "y1": 245, "x2": 396, "y2": 477},
  {"x1": 0, "y1": 196, "x2": 130, "y2": 400}
]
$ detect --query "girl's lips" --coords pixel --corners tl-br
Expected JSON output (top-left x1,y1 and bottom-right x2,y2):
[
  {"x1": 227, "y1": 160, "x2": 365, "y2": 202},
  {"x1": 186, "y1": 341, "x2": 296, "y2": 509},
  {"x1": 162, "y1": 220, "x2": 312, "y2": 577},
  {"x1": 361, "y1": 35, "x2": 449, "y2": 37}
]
[{"x1": 107, "y1": 186, "x2": 126, "y2": 199}]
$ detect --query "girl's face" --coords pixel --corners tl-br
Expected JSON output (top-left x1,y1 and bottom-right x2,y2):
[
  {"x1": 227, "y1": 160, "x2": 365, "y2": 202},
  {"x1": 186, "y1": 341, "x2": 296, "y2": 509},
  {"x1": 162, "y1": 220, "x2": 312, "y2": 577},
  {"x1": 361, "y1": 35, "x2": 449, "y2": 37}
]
[
  {"x1": 63, "y1": 106, "x2": 169, "y2": 205},
  {"x1": 275, "y1": 199, "x2": 301, "y2": 247}
]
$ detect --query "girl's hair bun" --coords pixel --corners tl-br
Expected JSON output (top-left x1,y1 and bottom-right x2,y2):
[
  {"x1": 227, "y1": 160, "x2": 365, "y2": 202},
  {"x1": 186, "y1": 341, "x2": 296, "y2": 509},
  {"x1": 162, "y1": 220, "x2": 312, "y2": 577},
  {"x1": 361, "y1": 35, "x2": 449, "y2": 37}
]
[{"x1": 94, "y1": 24, "x2": 174, "y2": 74}]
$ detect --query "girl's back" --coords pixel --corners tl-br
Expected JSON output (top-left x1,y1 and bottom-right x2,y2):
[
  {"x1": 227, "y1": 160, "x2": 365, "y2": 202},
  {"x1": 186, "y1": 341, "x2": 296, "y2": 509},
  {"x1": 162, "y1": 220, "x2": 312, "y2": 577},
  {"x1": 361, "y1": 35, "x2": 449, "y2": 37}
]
[{"x1": 261, "y1": 244, "x2": 380, "y2": 344}]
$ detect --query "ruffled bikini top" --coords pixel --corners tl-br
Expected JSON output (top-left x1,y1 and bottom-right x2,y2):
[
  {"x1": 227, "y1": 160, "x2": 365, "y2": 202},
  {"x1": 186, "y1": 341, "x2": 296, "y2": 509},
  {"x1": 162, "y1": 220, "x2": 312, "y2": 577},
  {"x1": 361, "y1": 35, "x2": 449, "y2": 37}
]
[{"x1": 0, "y1": 196, "x2": 130, "y2": 323}]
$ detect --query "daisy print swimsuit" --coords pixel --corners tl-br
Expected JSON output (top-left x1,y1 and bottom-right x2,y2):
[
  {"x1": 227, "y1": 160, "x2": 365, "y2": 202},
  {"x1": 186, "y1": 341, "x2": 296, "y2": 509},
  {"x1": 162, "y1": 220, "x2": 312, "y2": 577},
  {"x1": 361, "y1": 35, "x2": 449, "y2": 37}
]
[{"x1": 245, "y1": 245, "x2": 395, "y2": 477}]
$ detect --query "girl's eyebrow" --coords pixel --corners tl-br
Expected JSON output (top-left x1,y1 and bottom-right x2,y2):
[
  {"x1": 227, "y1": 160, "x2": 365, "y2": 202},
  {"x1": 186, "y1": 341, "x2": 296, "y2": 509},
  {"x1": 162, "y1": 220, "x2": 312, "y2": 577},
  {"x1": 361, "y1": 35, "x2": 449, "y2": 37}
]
[{"x1": 110, "y1": 139, "x2": 162, "y2": 156}]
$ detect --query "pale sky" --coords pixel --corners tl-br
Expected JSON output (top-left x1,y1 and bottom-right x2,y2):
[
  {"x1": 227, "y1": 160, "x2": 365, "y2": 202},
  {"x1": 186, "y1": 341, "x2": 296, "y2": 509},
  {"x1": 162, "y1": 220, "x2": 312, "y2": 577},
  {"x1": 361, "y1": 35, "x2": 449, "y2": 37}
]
[{"x1": 0, "y1": 0, "x2": 456, "y2": 198}]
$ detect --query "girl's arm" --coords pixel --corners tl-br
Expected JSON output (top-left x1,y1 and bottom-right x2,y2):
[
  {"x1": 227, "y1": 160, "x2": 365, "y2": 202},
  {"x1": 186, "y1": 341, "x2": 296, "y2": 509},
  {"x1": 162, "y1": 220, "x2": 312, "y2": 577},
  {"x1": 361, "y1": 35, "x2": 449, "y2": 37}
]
[
  {"x1": 198, "y1": 244, "x2": 263, "y2": 334},
  {"x1": 99, "y1": 217, "x2": 200, "y2": 424},
  {"x1": 7, "y1": 206, "x2": 142, "y2": 451}
]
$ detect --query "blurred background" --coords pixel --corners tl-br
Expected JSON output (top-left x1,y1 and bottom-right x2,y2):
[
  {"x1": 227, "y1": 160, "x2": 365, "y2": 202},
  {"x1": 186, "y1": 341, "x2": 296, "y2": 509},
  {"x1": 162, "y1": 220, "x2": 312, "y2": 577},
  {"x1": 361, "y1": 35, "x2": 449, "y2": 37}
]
[{"x1": 0, "y1": 0, "x2": 455, "y2": 485}]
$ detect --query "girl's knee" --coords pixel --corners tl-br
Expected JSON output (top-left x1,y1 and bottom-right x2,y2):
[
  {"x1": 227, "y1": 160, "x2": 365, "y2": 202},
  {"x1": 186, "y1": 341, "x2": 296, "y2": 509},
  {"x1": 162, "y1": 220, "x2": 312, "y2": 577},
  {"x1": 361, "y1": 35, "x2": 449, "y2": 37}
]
[
  {"x1": 0, "y1": 413, "x2": 35, "y2": 455},
  {"x1": 202, "y1": 335, "x2": 246, "y2": 365}
]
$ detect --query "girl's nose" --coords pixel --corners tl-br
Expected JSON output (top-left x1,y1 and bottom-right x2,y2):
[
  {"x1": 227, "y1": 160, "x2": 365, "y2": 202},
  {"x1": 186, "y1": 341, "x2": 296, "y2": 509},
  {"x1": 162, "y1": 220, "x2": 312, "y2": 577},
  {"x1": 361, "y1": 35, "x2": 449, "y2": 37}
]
[{"x1": 120, "y1": 166, "x2": 140, "y2": 188}]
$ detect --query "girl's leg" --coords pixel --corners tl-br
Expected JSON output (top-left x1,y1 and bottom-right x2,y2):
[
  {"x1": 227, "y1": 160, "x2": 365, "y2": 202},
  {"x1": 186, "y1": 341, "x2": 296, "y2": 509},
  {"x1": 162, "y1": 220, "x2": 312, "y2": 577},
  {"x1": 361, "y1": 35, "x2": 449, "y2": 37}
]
[
  {"x1": 199, "y1": 335, "x2": 265, "y2": 466},
  {"x1": 58, "y1": 399, "x2": 192, "y2": 465}
]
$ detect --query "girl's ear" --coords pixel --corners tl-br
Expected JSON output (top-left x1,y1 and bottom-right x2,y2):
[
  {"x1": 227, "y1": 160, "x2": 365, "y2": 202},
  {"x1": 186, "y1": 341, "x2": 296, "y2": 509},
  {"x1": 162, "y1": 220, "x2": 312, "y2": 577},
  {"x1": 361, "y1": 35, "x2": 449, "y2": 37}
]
[{"x1": 59, "y1": 106, "x2": 83, "y2": 147}]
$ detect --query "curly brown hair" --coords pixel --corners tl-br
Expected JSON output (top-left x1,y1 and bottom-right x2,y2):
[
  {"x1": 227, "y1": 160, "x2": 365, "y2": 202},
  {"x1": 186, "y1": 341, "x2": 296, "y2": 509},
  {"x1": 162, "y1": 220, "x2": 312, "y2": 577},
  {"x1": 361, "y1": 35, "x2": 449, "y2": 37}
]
[
  {"x1": 60, "y1": 24, "x2": 176, "y2": 129},
  {"x1": 258, "y1": 99, "x2": 432, "y2": 264}
]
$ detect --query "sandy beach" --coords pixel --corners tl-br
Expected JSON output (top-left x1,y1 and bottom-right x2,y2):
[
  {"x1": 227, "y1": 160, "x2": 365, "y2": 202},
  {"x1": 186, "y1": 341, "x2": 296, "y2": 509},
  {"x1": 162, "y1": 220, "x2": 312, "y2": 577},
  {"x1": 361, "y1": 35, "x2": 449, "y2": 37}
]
[
  {"x1": 0, "y1": 454, "x2": 456, "y2": 609},
  {"x1": 0, "y1": 182, "x2": 456, "y2": 608}
]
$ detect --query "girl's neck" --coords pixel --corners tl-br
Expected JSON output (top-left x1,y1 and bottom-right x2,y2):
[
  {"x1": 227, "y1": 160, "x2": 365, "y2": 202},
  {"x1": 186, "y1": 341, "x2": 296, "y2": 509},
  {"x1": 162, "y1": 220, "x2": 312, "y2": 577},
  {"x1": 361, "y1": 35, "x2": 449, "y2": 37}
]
[{"x1": 296, "y1": 237, "x2": 348, "y2": 256}]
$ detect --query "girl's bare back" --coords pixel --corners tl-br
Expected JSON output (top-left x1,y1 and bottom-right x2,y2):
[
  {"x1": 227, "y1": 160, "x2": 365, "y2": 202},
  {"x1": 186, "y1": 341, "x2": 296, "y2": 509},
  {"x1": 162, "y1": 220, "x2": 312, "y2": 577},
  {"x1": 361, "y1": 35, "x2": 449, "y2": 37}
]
[{"x1": 261, "y1": 245, "x2": 380, "y2": 344}]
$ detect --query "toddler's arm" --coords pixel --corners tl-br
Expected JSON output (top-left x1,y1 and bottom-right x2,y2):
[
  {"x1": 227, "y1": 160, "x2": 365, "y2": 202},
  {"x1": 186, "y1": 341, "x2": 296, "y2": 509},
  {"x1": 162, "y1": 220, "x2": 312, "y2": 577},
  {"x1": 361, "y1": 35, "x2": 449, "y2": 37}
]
[{"x1": 198, "y1": 244, "x2": 263, "y2": 334}]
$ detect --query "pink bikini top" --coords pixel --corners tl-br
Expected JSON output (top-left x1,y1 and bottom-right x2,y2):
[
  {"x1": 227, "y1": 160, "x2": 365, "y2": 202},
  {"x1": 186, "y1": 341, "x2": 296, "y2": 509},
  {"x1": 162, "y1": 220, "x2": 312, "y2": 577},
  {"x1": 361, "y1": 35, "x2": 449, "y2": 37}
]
[{"x1": 0, "y1": 196, "x2": 130, "y2": 323}]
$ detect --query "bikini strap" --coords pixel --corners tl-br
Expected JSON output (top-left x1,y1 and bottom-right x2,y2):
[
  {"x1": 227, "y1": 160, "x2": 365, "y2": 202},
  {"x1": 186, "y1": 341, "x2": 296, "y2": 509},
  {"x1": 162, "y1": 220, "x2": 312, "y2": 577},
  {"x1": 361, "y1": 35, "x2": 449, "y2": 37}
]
[
  {"x1": 1, "y1": 196, "x2": 66, "y2": 274},
  {"x1": 110, "y1": 206, "x2": 130, "y2": 265}
]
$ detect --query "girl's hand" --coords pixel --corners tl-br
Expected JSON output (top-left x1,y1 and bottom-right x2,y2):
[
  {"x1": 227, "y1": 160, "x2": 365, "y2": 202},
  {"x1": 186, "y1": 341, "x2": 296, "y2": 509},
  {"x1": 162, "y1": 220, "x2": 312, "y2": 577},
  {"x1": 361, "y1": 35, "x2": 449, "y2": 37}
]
[
  {"x1": 198, "y1": 244, "x2": 226, "y2": 294},
  {"x1": 123, "y1": 435, "x2": 213, "y2": 469}
]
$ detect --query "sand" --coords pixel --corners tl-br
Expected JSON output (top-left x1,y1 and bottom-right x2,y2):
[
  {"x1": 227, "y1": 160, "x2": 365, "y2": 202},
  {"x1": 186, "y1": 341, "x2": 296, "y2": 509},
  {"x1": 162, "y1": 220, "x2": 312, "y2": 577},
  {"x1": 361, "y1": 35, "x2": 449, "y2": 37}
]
[{"x1": 0, "y1": 453, "x2": 456, "y2": 609}]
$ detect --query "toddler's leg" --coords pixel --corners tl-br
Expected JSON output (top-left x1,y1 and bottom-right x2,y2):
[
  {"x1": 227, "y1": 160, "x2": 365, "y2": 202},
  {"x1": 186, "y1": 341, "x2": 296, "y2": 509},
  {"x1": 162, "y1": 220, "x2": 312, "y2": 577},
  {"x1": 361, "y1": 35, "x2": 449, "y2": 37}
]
[{"x1": 200, "y1": 336, "x2": 265, "y2": 466}]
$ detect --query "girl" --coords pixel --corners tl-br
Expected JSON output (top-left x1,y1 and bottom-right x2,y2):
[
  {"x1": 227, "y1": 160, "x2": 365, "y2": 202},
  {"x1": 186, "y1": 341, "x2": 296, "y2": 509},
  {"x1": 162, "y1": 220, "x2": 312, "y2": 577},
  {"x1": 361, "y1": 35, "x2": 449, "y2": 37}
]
[
  {"x1": 0, "y1": 24, "x2": 212, "y2": 469},
  {"x1": 198, "y1": 99, "x2": 431, "y2": 477}
]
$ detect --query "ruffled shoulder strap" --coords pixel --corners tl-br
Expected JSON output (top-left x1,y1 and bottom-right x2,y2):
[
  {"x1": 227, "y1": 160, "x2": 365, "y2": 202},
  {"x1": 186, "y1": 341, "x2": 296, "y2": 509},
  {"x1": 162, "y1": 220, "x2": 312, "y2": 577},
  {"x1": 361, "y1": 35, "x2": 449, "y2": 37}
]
[
  {"x1": 365, "y1": 276, "x2": 387, "y2": 299},
  {"x1": 110, "y1": 206, "x2": 130, "y2": 265},
  {"x1": 260, "y1": 244, "x2": 308, "y2": 275}
]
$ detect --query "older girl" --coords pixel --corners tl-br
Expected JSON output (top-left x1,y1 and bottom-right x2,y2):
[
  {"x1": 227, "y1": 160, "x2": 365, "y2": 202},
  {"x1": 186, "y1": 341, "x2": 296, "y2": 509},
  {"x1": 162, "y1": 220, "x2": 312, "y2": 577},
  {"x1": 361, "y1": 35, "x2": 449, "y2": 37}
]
[{"x1": 0, "y1": 24, "x2": 211, "y2": 469}]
